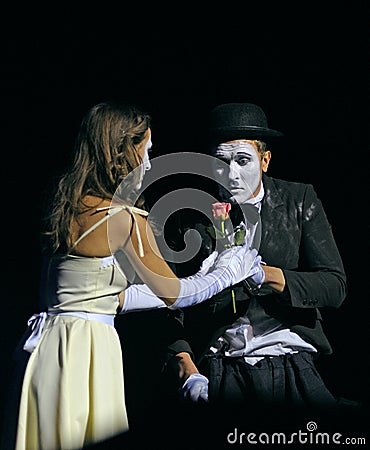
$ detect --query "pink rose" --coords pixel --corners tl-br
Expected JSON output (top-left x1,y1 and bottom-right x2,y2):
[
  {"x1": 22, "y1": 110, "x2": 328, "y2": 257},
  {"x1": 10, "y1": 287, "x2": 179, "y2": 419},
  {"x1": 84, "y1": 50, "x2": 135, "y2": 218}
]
[{"x1": 212, "y1": 202, "x2": 231, "y2": 220}]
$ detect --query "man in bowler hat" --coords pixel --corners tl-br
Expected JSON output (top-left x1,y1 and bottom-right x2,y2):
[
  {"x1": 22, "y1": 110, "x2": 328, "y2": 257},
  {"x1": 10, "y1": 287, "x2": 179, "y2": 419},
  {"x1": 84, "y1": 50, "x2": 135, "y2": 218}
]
[{"x1": 164, "y1": 102, "x2": 348, "y2": 416}]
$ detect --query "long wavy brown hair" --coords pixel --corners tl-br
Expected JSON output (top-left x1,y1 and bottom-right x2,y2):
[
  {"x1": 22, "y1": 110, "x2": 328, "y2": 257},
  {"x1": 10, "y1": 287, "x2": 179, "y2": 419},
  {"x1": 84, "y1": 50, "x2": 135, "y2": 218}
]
[{"x1": 42, "y1": 101, "x2": 152, "y2": 256}]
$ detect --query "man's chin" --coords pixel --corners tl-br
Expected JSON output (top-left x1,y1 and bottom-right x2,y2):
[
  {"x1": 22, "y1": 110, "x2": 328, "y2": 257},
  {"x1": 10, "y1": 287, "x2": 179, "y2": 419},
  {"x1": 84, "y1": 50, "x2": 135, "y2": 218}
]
[
  {"x1": 219, "y1": 189, "x2": 251, "y2": 206},
  {"x1": 229, "y1": 194, "x2": 250, "y2": 206}
]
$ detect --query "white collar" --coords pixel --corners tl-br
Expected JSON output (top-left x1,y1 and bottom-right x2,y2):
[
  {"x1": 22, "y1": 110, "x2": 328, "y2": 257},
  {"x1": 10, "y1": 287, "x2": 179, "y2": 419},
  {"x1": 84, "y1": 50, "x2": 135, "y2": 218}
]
[{"x1": 243, "y1": 181, "x2": 265, "y2": 206}]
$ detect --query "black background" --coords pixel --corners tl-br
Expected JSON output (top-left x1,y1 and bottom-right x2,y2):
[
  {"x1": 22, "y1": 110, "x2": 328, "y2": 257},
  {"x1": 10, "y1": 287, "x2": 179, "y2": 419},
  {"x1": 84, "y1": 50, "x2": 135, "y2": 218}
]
[{"x1": 1, "y1": 2, "x2": 368, "y2": 448}]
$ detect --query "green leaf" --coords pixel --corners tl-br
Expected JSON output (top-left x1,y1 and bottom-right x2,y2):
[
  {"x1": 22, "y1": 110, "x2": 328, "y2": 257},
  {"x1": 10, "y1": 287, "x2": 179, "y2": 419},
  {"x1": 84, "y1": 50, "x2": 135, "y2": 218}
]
[
  {"x1": 207, "y1": 226, "x2": 226, "y2": 240},
  {"x1": 207, "y1": 226, "x2": 216, "y2": 239},
  {"x1": 234, "y1": 229, "x2": 246, "y2": 246}
]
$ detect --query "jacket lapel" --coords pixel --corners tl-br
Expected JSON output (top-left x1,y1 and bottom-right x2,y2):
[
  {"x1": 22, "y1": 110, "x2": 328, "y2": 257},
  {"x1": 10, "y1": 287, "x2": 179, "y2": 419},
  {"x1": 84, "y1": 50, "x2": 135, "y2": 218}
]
[{"x1": 259, "y1": 175, "x2": 286, "y2": 261}]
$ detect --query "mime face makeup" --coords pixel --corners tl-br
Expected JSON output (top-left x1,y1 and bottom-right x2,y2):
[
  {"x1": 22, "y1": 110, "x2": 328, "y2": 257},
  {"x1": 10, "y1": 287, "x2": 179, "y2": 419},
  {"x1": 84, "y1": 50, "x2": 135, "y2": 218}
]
[
  {"x1": 136, "y1": 130, "x2": 152, "y2": 190},
  {"x1": 212, "y1": 140, "x2": 266, "y2": 205}
]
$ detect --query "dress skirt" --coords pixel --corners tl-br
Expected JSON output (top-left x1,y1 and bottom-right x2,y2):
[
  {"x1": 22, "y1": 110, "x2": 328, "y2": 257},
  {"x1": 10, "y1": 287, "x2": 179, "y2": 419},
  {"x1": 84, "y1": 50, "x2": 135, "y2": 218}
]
[{"x1": 15, "y1": 315, "x2": 129, "y2": 450}]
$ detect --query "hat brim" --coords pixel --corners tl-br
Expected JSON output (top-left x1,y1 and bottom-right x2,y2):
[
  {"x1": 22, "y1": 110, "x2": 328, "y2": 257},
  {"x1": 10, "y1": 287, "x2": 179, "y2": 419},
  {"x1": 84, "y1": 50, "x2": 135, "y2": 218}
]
[{"x1": 210, "y1": 126, "x2": 283, "y2": 143}]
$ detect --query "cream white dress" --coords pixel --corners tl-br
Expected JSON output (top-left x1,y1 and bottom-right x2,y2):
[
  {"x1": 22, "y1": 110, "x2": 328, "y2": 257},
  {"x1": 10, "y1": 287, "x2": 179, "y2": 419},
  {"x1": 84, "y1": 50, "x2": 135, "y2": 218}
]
[{"x1": 15, "y1": 206, "x2": 147, "y2": 450}]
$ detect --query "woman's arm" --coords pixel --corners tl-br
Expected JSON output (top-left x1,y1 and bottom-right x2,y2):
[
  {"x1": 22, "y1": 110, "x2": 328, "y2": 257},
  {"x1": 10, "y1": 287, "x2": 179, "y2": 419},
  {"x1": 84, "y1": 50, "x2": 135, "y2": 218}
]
[
  {"x1": 110, "y1": 210, "x2": 181, "y2": 303},
  {"x1": 110, "y1": 209, "x2": 257, "y2": 307}
]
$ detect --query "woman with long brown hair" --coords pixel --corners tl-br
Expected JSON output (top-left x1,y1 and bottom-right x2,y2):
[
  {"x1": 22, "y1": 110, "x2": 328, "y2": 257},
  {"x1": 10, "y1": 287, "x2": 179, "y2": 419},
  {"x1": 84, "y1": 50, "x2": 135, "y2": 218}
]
[{"x1": 11, "y1": 101, "x2": 258, "y2": 449}]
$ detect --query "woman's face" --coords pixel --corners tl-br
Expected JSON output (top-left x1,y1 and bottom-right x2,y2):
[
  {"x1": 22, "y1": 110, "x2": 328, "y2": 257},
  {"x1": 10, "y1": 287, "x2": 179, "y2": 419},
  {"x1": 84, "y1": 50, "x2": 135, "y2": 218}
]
[{"x1": 135, "y1": 128, "x2": 152, "y2": 190}]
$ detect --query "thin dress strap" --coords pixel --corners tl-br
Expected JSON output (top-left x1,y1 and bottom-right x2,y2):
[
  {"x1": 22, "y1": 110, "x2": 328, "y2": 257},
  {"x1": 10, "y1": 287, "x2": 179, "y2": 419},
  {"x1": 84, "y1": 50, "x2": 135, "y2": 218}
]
[{"x1": 72, "y1": 205, "x2": 149, "y2": 257}]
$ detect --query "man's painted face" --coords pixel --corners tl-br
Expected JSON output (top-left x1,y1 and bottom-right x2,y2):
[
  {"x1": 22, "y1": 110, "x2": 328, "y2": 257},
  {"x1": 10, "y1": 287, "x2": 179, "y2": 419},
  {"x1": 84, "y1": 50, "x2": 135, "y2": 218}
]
[{"x1": 212, "y1": 141, "x2": 263, "y2": 205}]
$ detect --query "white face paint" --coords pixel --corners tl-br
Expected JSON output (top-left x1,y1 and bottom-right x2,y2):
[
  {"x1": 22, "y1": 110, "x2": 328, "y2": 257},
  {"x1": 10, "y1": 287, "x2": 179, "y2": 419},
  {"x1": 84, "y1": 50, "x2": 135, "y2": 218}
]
[
  {"x1": 136, "y1": 136, "x2": 152, "y2": 190},
  {"x1": 212, "y1": 141, "x2": 262, "y2": 205}
]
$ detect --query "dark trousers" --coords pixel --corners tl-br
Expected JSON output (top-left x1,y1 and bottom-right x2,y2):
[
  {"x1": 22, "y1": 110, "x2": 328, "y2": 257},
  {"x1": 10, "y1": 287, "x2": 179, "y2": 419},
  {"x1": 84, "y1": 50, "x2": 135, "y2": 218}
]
[{"x1": 201, "y1": 351, "x2": 337, "y2": 409}]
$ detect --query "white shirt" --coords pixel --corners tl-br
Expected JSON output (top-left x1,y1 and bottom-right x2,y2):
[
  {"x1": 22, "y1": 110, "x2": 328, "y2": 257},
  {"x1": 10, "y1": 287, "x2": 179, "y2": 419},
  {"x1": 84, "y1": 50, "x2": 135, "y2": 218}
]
[{"x1": 214, "y1": 182, "x2": 317, "y2": 365}]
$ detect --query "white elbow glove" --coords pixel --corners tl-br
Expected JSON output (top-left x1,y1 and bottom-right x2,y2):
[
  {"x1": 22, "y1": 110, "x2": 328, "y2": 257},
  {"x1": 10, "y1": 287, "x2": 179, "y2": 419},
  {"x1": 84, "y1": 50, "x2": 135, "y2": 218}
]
[
  {"x1": 170, "y1": 244, "x2": 258, "y2": 309},
  {"x1": 246, "y1": 254, "x2": 265, "y2": 287},
  {"x1": 186, "y1": 250, "x2": 219, "y2": 279},
  {"x1": 179, "y1": 373, "x2": 209, "y2": 403},
  {"x1": 119, "y1": 284, "x2": 167, "y2": 314},
  {"x1": 120, "y1": 245, "x2": 259, "y2": 312},
  {"x1": 119, "y1": 251, "x2": 220, "y2": 314}
]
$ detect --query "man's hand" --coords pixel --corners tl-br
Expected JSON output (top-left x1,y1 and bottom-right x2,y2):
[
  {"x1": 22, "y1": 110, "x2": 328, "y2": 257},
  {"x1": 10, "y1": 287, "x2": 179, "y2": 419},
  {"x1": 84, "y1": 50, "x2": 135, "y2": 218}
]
[{"x1": 179, "y1": 373, "x2": 209, "y2": 403}]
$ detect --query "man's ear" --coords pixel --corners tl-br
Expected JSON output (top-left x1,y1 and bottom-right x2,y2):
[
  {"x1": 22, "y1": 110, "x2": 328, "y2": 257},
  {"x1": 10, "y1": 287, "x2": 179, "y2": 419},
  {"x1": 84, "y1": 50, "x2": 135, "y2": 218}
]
[{"x1": 261, "y1": 151, "x2": 271, "y2": 173}]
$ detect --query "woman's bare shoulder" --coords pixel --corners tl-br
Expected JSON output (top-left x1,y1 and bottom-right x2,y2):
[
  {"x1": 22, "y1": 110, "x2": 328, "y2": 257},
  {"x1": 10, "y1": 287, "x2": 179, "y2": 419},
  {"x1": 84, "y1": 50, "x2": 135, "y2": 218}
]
[
  {"x1": 72, "y1": 197, "x2": 133, "y2": 256},
  {"x1": 81, "y1": 195, "x2": 110, "y2": 210}
]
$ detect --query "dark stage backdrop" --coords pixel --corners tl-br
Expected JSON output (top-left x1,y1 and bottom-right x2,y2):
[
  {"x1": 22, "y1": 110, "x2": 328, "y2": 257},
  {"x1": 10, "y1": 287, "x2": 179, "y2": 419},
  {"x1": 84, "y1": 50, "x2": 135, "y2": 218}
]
[{"x1": 1, "y1": 2, "x2": 368, "y2": 449}]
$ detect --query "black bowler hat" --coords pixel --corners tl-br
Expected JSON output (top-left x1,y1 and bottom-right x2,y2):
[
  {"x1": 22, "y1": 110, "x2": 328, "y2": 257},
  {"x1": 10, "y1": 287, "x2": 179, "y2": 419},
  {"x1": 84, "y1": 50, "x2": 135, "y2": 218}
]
[{"x1": 209, "y1": 102, "x2": 284, "y2": 144}]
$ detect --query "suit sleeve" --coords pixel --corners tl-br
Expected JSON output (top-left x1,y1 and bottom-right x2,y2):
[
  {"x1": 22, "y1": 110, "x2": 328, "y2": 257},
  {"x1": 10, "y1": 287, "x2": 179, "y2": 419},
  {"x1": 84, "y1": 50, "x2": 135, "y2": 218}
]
[
  {"x1": 282, "y1": 184, "x2": 347, "y2": 309},
  {"x1": 161, "y1": 222, "x2": 214, "y2": 363}
]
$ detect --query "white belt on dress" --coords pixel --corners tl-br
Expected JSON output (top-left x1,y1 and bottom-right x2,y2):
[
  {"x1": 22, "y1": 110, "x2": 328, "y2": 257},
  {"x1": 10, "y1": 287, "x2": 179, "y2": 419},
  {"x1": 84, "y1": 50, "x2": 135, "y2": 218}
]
[{"x1": 23, "y1": 311, "x2": 115, "y2": 353}]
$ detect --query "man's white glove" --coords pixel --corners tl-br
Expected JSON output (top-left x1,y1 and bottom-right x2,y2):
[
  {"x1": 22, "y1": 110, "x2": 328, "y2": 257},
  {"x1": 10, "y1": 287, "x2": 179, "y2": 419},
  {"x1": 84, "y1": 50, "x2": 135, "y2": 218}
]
[{"x1": 179, "y1": 373, "x2": 209, "y2": 403}]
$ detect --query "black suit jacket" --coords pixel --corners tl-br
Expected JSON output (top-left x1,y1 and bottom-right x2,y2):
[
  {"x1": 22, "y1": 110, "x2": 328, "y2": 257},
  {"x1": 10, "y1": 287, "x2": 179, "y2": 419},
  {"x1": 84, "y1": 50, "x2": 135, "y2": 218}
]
[{"x1": 167, "y1": 174, "x2": 347, "y2": 364}]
